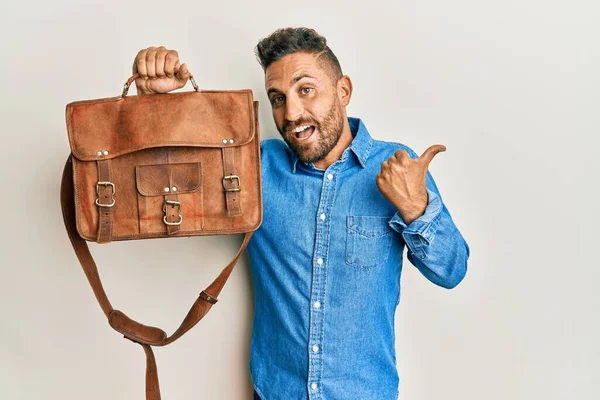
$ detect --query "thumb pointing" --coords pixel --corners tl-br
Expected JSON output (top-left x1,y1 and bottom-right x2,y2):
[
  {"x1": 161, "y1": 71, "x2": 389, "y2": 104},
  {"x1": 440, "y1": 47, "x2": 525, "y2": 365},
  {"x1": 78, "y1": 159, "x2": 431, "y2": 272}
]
[{"x1": 419, "y1": 144, "x2": 447, "y2": 166}]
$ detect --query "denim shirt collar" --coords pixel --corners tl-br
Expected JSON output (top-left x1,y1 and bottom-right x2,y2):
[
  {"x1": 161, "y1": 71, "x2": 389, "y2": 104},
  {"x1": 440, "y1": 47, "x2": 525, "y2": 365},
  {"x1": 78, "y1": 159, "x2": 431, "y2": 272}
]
[{"x1": 291, "y1": 117, "x2": 373, "y2": 173}]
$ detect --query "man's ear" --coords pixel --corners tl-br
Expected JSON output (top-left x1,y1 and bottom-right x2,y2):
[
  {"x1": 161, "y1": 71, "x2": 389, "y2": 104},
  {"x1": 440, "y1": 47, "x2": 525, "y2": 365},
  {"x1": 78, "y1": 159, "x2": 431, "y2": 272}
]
[{"x1": 337, "y1": 75, "x2": 353, "y2": 107}]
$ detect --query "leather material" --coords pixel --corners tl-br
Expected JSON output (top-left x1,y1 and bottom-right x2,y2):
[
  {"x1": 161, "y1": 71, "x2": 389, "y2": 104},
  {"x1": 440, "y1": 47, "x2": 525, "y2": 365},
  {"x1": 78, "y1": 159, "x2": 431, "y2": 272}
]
[
  {"x1": 96, "y1": 159, "x2": 114, "y2": 243},
  {"x1": 222, "y1": 147, "x2": 242, "y2": 216},
  {"x1": 67, "y1": 89, "x2": 261, "y2": 241},
  {"x1": 67, "y1": 90, "x2": 256, "y2": 161},
  {"x1": 60, "y1": 78, "x2": 262, "y2": 400}
]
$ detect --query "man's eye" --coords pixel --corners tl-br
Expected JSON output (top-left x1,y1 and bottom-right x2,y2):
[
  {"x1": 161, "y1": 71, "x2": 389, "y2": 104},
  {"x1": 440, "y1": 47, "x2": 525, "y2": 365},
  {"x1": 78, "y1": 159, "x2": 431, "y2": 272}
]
[
  {"x1": 272, "y1": 96, "x2": 284, "y2": 104},
  {"x1": 301, "y1": 87, "x2": 313, "y2": 95}
]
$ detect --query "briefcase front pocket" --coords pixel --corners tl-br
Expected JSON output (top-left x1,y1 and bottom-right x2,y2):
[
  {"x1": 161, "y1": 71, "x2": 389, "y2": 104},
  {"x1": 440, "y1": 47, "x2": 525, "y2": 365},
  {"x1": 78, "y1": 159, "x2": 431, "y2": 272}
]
[{"x1": 135, "y1": 162, "x2": 204, "y2": 235}]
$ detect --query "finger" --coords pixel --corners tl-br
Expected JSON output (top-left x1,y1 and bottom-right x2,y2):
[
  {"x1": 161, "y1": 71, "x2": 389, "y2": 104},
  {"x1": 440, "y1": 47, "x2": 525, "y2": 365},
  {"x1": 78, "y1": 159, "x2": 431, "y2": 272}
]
[
  {"x1": 175, "y1": 62, "x2": 191, "y2": 83},
  {"x1": 155, "y1": 46, "x2": 168, "y2": 78},
  {"x1": 393, "y1": 149, "x2": 410, "y2": 160},
  {"x1": 393, "y1": 149, "x2": 411, "y2": 166},
  {"x1": 164, "y1": 50, "x2": 179, "y2": 78},
  {"x1": 419, "y1": 144, "x2": 446, "y2": 166},
  {"x1": 132, "y1": 55, "x2": 138, "y2": 75},
  {"x1": 135, "y1": 48, "x2": 149, "y2": 78},
  {"x1": 145, "y1": 47, "x2": 158, "y2": 78},
  {"x1": 380, "y1": 160, "x2": 390, "y2": 173}
]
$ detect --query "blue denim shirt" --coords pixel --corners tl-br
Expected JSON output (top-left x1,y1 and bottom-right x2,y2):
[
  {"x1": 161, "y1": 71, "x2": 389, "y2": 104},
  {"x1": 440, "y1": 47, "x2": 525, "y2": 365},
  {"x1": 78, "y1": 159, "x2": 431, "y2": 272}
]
[{"x1": 247, "y1": 117, "x2": 470, "y2": 400}]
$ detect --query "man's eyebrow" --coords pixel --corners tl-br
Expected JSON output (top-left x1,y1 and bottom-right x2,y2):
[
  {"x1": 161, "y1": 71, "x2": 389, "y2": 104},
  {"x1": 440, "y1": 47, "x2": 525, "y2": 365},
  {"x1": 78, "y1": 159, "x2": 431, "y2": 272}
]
[
  {"x1": 266, "y1": 87, "x2": 280, "y2": 96},
  {"x1": 291, "y1": 74, "x2": 317, "y2": 85},
  {"x1": 266, "y1": 74, "x2": 318, "y2": 96}
]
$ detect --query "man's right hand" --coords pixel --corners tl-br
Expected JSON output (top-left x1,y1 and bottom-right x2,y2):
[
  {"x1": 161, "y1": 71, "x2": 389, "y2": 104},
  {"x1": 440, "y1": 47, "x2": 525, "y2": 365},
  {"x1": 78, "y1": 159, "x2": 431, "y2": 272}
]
[{"x1": 132, "y1": 46, "x2": 190, "y2": 95}]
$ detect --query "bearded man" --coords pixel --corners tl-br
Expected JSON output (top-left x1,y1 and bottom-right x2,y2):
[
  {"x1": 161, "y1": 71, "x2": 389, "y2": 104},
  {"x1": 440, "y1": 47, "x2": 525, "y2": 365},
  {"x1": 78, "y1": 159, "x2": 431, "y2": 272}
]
[{"x1": 133, "y1": 27, "x2": 470, "y2": 400}]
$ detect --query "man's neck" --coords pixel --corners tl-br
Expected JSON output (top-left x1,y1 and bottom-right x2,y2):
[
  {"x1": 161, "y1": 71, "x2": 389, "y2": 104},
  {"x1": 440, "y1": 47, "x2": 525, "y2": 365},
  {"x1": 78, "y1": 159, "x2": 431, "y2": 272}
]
[{"x1": 313, "y1": 119, "x2": 354, "y2": 170}]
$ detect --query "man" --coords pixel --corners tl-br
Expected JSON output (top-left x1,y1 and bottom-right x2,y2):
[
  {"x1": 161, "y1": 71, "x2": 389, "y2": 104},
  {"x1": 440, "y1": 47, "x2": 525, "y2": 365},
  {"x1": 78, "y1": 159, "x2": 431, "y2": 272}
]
[{"x1": 133, "y1": 27, "x2": 470, "y2": 400}]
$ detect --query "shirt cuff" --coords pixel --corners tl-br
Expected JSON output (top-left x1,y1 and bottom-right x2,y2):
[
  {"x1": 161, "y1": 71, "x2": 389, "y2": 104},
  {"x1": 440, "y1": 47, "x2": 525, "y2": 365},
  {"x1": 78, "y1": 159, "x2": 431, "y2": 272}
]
[{"x1": 388, "y1": 189, "x2": 443, "y2": 253}]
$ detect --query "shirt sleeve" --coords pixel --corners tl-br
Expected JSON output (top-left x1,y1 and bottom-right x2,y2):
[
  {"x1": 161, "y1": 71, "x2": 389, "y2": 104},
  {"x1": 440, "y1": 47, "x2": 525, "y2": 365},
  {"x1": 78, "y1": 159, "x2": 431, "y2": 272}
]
[{"x1": 388, "y1": 150, "x2": 470, "y2": 289}]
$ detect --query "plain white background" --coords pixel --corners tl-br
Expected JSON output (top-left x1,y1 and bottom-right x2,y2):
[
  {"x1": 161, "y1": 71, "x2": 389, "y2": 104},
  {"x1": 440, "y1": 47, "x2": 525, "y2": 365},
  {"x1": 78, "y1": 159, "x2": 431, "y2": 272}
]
[{"x1": 1, "y1": 0, "x2": 598, "y2": 399}]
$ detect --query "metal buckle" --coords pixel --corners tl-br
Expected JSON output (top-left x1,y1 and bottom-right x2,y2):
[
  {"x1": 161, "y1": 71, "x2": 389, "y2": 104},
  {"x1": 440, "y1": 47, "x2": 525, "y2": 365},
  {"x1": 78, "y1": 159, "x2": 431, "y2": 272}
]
[
  {"x1": 163, "y1": 215, "x2": 183, "y2": 226},
  {"x1": 162, "y1": 200, "x2": 181, "y2": 213},
  {"x1": 163, "y1": 200, "x2": 182, "y2": 226},
  {"x1": 95, "y1": 198, "x2": 116, "y2": 207},
  {"x1": 222, "y1": 175, "x2": 241, "y2": 192},
  {"x1": 96, "y1": 181, "x2": 115, "y2": 195},
  {"x1": 95, "y1": 181, "x2": 115, "y2": 207}
]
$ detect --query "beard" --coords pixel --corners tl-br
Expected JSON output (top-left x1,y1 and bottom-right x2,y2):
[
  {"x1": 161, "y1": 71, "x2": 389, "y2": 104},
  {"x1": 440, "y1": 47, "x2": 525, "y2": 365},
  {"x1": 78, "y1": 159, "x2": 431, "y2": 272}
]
[{"x1": 277, "y1": 96, "x2": 345, "y2": 164}]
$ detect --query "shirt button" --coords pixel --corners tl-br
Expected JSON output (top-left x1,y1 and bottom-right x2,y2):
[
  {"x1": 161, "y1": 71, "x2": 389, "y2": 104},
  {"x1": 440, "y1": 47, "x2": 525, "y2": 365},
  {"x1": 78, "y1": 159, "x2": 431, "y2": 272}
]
[
  {"x1": 311, "y1": 383, "x2": 318, "y2": 390},
  {"x1": 317, "y1": 258, "x2": 323, "y2": 265},
  {"x1": 314, "y1": 301, "x2": 321, "y2": 309},
  {"x1": 327, "y1": 173, "x2": 333, "y2": 180},
  {"x1": 312, "y1": 345, "x2": 319, "y2": 353},
  {"x1": 320, "y1": 213, "x2": 326, "y2": 221}
]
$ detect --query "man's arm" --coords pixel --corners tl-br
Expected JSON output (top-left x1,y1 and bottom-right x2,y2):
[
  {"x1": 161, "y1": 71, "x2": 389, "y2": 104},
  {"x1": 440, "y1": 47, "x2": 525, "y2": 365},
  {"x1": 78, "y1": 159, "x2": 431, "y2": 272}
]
[
  {"x1": 377, "y1": 145, "x2": 470, "y2": 289},
  {"x1": 389, "y1": 168, "x2": 470, "y2": 289}
]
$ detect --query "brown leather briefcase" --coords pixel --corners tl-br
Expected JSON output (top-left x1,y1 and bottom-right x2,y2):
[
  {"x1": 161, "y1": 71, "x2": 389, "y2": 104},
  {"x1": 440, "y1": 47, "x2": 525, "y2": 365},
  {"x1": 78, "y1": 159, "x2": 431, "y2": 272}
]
[{"x1": 60, "y1": 74, "x2": 262, "y2": 399}]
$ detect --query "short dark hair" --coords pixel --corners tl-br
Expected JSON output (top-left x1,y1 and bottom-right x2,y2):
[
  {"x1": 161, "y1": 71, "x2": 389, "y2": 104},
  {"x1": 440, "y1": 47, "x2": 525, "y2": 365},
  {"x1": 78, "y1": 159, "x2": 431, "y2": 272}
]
[{"x1": 255, "y1": 27, "x2": 343, "y2": 81}]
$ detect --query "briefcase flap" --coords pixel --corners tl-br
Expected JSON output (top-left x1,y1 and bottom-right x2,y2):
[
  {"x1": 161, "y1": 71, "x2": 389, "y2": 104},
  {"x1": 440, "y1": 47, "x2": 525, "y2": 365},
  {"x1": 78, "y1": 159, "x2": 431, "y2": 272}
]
[
  {"x1": 135, "y1": 163, "x2": 201, "y2": 197},
  {"x1": 66, "y1": 89, "x2": 256, "y2": 161}
]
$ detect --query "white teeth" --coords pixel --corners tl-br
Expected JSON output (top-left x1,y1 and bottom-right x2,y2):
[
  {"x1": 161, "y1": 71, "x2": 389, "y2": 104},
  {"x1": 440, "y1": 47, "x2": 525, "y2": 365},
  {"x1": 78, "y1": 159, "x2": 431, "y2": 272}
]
[{"x1": 293, "y1": 125, "x2": 311, "y2": 133}]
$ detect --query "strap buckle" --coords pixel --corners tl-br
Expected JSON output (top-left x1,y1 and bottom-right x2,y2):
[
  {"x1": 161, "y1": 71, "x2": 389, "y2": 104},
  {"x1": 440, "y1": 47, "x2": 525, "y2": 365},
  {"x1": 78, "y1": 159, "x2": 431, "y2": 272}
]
[
  {"x1": 95, "y1": 181, "x2": 116, "y2": 207},
  {"x1": 162, "y1": 200, "x2": 181, "y2": 212},
  {"x1": 163, "y1": 200, "x2": 182, "y2": 226},
  {"x1": 222, "y1": 175, "x2": 241, "y2": 192},
  {"x1": 96, "y1": 181, "x2": 116, "y2": 195}
]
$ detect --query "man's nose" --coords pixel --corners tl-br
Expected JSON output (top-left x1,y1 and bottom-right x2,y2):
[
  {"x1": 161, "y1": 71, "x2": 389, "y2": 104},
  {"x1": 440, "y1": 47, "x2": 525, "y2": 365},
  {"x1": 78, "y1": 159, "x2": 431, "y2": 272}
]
[{"x1": 284, "y1": 97, "x2": 304, "y2": 121}]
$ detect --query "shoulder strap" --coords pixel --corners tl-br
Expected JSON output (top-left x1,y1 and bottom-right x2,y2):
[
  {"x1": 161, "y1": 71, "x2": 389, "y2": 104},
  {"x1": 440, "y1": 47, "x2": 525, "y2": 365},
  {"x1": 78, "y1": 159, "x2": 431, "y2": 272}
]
[{"x1": 60, "y1": 155, "x2": 253, "y2": 400}]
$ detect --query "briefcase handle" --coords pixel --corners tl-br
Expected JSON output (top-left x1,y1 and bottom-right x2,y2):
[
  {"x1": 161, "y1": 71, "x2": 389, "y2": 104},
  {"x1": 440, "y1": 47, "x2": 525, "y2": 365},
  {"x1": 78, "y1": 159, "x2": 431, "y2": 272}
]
[{"x1": 121, "y1": 72, "x2": 200, "y2": 97}]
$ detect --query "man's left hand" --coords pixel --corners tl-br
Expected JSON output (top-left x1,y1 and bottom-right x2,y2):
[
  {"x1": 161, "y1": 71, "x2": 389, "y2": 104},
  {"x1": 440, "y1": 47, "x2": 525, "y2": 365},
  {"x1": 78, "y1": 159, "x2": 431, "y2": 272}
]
[{"x1": 376, "y1": 144, "x2": 446, "y2": 225}]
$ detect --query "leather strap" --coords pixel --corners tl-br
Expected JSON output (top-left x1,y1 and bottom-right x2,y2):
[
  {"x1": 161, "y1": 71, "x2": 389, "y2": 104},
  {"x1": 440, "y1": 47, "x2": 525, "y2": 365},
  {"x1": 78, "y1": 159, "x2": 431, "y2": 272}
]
[
  {"x1": 62, "y1": 157, "x2": 114, "y2": 318},
  {"x1": 96, "y1": 159, "x2": 114, "y2": 243},
  {"x1": 142, "y1": 344, "x2": 161, "y2": 400},
  {"x1": 163, "y1": 192, "x2": 181, "y2": 235},
  {"x1": 222, "y1": 147, "x2": 242, "y2": 216},
  {"x1": 61, "y1": 156, "x2": 254, "y2": 400}
]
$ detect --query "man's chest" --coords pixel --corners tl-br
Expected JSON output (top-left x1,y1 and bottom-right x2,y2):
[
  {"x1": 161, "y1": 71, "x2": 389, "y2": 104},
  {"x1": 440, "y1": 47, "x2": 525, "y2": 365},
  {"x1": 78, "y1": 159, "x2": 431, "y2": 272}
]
[{"x1": 258, "y1": 167, "x2": 402, "y2": 270}]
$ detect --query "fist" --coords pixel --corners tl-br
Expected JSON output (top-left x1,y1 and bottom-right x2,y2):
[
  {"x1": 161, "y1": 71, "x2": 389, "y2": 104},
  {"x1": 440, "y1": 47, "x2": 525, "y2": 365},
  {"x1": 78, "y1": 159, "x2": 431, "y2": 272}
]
[
  {"x1": 376, "y1": 144, "x2": 446, "y2": 225},
  {"x1": 132, "y1": 46, "x2": 191, "y2": 95}
]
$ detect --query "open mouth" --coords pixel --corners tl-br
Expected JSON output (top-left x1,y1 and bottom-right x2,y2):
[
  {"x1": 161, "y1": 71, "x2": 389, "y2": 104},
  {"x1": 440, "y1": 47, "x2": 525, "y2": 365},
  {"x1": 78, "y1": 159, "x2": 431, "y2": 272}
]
[{"x1": 291, "y1": 125, "x2": 316, "y2": 141}]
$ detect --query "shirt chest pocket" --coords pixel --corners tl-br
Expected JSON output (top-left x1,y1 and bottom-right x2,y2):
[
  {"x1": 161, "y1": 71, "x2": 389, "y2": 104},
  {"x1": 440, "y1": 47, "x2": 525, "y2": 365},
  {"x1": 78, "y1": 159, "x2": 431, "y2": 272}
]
[{"x1": 346, "y1": 216, "x2": 394, "y2": 270}]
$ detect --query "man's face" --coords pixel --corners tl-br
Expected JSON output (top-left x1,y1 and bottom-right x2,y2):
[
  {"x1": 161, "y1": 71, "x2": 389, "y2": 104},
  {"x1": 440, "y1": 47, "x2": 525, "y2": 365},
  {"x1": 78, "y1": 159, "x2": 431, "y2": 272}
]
[{"x1": 265, "y1": 52, "x2": 346, "y2": 164}]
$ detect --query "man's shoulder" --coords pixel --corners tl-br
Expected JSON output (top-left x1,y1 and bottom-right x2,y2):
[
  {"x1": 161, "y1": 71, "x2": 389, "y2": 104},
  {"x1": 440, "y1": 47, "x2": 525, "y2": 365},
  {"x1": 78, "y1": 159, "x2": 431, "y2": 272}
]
[
  {"x1": 259, "y1": 138, "x2": 293, "y2": 170},
  {"x1": 369, "y1": 137, "x2": 420, "y2": 160},
  {"x1": 260, "y1": 138, "x2": 287, "y2": 153},
  {"x1": 351, "y1": 116, "x2": 420, "y2": 160}
]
